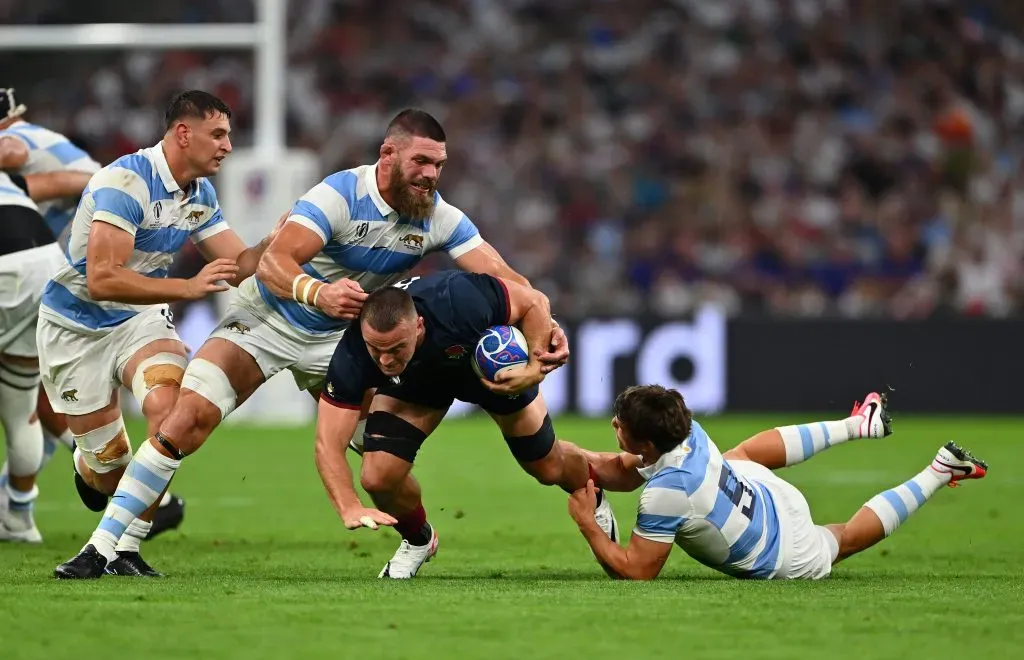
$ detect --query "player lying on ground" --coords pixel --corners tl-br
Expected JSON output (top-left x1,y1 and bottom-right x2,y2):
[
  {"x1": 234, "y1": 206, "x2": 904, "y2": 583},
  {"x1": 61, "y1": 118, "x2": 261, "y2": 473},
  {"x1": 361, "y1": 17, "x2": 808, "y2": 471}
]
[
  {"x1": 51, "y1": 110, "x2": 569, "y2": 579},
  {"x1": 0, "y1": 87, "x2": 185, "y2": 540},
  {"x1": 43, "y1": 91, "x2": 279, "y2": 578},
  {"x1": 56, "y1": 270, "x2": 612, "y2": 580},
  {"x1": 566, "y1": 385, "x2": 988, "y2": 580},
  {"x1": 0, "y1": 165, "x2": 99, "y2": 542}
]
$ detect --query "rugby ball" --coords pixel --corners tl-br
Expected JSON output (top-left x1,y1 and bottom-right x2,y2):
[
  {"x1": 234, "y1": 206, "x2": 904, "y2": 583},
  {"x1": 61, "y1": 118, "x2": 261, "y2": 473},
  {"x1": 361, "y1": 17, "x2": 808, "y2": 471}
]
[{"x1": 472, "y1": 325, "x2": 530, "y2": 382}]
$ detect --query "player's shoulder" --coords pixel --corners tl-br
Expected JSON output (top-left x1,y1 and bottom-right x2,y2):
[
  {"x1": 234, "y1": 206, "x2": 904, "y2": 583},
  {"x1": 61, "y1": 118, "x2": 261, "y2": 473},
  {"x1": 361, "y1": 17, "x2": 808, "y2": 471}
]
[
  {"x1": 428, "y1": 191, "x2": 467, "y2": 227},
  {"x1": 89, "y1": 150, "x2": 156, "y2": 196},
  {"x1": 319, "y1": 165, "x2": 368, "y2": 203},
  {"x1": 194, "y1": 177, "x2": 220, "y2": 207}
]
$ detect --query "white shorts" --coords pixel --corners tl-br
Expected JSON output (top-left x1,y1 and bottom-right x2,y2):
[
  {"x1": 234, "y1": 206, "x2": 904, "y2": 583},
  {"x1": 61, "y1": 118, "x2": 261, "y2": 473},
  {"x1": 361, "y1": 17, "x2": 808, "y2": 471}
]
[
  {"x1": 37, "y1": 305, "x2": 182, "y2": 415},
  {"x1": 0, "y1": 243, "x2": 65, "y2": 358},
  {"x1": 731, "y1": 460, "x2": 838, "y2": 580},
  {"x1": 207, "y1": 293, "x2": 343, "y2": 393}
]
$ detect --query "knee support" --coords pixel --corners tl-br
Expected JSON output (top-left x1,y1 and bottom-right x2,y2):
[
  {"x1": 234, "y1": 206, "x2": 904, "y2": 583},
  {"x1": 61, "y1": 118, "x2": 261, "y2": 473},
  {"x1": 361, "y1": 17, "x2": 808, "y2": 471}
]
[
  {"x1": 363, "y1": 412, "x2": 428, "y2": 463},
  {"x1": 0, "y1": 361, "x2": 43, "y2": 477},
  {"x1": 131, "y1": 352, "x2": 187, "y2": 406},
  {"x1": 73, "y1": 417, "x2": 132, "y2": 474},
  {"x1": 503, "y1": 414, "x2": 556, "y2": 463},
  {"x1": 180, "y1": 358, "x2": 238, "y2": 421}
]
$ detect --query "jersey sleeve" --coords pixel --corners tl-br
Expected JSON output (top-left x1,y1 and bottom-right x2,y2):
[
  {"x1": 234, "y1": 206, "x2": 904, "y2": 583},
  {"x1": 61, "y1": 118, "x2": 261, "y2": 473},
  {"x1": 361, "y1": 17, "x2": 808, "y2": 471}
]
[
  {"x1": 321, "y1": 329, "x2": 375, "y2": 409},
  {"x1": 450, "y1": 272, "x2": 512, "y2": 329},
  {"x1": 287, "y1": 172, "x2": 354, "y2": 246},
  {"x1": 190, "y1": 179, "x2": 230, "y2": 243},
  {"x1": 633, "y1": 484, "x2": 690, "y2": 544},
  {"x1": 430, "y1": 195, "x2": 483, "y2": 258},
  {"x1": 89, "y1": 167, "x2": 147, "y2": 236}
]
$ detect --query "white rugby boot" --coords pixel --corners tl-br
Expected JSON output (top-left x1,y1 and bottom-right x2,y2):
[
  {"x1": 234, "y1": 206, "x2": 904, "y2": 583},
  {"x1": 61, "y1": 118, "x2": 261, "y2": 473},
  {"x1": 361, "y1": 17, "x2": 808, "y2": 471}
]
[
  {"x1": 0, "y1": 495, "x2": 43, "y2": 544},
  {"x1": 594, "y1": 492, "x2": 620, "y2": 543},
  {"x1": 850, "y1": 391, "x2": 893, "y2": 439},
  {"x1": 930, "y1": 441, "x2": 988, "y2": 488},
  {"x1": 378, "y1": 527, "x2": 439, "y2": 579}
]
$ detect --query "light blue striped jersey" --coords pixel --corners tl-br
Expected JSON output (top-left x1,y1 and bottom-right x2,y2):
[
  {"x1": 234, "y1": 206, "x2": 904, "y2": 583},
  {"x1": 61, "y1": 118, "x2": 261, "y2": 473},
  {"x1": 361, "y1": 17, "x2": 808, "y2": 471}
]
[
  {"x1": 633, "y1": 421, "x2": 783, "y2": 579},
  {"x1": 39, "y1": 143, "x2": 229, "y2": 332},
  {"x1": 0, "y1": 171, "x2": 38, "y2": 210},
  {"x1": 248, "y1": 163, "x2": 483, "y2": 335},
  {"x1": 0, "y1": 120, "x2": 101, "y2": 236}
]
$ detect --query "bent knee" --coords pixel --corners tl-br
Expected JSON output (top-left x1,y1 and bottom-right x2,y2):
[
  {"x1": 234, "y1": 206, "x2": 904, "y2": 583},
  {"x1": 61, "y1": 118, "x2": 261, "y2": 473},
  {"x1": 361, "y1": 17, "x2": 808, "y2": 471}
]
[
  {"x1": 522, "y1": 453, "x2": 564, "y2": 486},
  {"x1": 161, "y1": 391, "x2": 223, "y2": 454},
  {"x1": 360, "y1": 465, "x2": 406, "y2": 495}
]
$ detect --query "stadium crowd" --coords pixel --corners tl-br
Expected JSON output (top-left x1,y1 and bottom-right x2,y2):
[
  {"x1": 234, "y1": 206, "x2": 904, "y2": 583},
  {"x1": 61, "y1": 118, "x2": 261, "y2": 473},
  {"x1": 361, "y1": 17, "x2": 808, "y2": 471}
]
[{"x1": 3, "y1": 0, "x2": 1024, "y2": 318}]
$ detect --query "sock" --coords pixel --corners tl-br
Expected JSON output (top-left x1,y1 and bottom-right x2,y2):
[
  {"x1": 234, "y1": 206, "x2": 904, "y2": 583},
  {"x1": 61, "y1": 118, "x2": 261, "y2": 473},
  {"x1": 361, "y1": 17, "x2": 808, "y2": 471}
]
[
  {"x1": 159, "y1": 491, "x2": 172, "y2": 507},
  {"x1": 115, "y1": 519, "x2": 152, "y2": 554},
  {"x1": 39, "y1": 429, "x2": 74, "y2": 470},
  {"x1": 777, "y1": 419, "x2": 857, "y2": 466},
  {"x1": 4, "y1": 483, "x2": 39, "y2": 531},
  {"x1": 864, "y1": 466, "x2": 947, "y2": 537},
  {"x1": 0, "y1": 365, "x2": 44, "y2": 479},
  {"x1": 394, "y1": 503, "x2": 431, "y2": 546},
  {"x1": 0, "y1": 462, "x2": 6, "y2": 491},
  {"x1": 87, "y1": 440, "x2": 180, "y2": 562}
]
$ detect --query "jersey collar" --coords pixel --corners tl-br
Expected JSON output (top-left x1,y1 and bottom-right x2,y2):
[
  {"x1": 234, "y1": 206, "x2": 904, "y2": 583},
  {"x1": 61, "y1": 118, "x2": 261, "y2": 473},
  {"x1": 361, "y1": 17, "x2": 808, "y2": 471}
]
[
  {"x1": 366, "y1": 162, "x2": 396, "y2": 217},
  {"x1": 149, "y1": 142, "x2": 183, "y2": 194},
  {"x1": 637, "y1": 442, "x2": 690, "y2": 481}
]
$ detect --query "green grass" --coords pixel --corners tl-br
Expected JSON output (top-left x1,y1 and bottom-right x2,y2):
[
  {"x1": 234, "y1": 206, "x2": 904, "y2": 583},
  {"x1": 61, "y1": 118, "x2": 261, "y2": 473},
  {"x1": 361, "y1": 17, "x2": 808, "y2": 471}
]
[{"x1": 2, "y1": 414, "x2": 1023, "y2": 659}]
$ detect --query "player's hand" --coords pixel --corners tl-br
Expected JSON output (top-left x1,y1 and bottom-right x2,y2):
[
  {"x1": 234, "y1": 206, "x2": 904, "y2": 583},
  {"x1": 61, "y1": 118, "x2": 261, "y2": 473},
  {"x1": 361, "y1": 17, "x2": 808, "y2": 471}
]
[
  {"x1": 316, "y1": 278, "x2": 369, "y2": 319},
  {"x1": 341, "y1": 506, "x2": 398, "y2": 530},
  {"x1": 480, "y1": 362, "x2": 544, "y2": 396},
  {"x1": 568, "y1": 479, "x2": 599, "y2": 525},
  {"x1": 534, "y1": 324, "x2": 570, "y2": 375},
  {"x1": 185, "y1": 258, "x2": 239, "y2": 299}
]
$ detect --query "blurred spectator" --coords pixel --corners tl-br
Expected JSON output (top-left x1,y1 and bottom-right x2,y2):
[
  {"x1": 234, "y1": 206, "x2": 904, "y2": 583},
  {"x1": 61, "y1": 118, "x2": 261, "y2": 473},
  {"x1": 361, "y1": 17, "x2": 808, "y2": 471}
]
[{"x1": 3, "y1": 0, "x2": 1024, "y2": 319}]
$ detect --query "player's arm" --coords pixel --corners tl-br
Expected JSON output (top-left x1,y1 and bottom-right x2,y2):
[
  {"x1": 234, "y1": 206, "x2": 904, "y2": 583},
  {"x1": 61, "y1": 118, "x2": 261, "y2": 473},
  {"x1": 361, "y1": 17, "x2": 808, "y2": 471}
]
[
  {"x1": 568, "y1": 481, "x2": 672, "y2": 580},
  {"x1": 565, "y1": 442, "x2": 645, "y2": 492},
  {"x1": 0, "y1": 135, "x2": 28, "y2": 169},
  {"x1": 454, "y1": 239, "x2": 569, "y2": 374},
  {"x1": 193, "y1": 211, "x2": 287, "y2": 287},
  {"x1": 86, "y1": 182, "x2": 237, "y2": 303},
  {"x1": 256, "y1": 198, "x2": 367, "y2": 319},
  {"x1": 479, "y1": 276, "x2": 555, "y2": 395},
  {"x1": 18, "y1": 171, "x2": 92, "y2": 203}
]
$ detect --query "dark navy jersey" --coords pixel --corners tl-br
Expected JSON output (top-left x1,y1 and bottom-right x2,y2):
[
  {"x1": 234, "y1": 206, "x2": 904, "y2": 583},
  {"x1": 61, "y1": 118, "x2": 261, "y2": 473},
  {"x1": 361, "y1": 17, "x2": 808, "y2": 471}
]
[{"x1": 321, "y1": 270, "x2": 512, "y2": 409}]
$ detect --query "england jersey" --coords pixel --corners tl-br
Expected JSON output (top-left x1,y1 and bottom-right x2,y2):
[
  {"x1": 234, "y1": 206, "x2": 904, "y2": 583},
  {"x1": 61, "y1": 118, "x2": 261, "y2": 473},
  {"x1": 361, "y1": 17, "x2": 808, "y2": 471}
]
[
  {"x1": 252, "y1": 163, "x2": 483, "y2": 335},
  {"x1": 39, "y1": 143, "x2": 228, "y2": 332},
  {"x1": 634, "y1": 422, "x2": 783, "y2": 578},
  {"x1": 0, "y1": 120, "x2": 101, "y2": 236}
]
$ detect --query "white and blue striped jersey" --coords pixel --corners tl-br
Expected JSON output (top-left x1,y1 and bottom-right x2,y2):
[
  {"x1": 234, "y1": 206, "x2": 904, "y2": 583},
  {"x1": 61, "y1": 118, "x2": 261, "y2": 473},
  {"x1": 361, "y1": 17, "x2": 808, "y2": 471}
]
[
  {"x1": 250, "y1": 163, "x2": 483, "y2": 335},
  {"x1": 39, "y1": 143, "x2": 229, "y2": 332},
  {"x1": 634, "y1": 421, "x2": 783, "y2": 578},
  {"x1": 0, "y1": 120, "x2": 101, "y2": 236},
  {"x1": 0, "y1": 171, "x2": 38, "y2": 210}
]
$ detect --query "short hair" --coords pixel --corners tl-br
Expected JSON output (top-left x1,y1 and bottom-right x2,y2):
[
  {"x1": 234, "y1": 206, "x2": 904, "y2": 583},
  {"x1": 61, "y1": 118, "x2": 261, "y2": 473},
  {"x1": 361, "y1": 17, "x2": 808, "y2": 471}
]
[
  {"x1": 165, "y1": 90, "x2": 232, "y2": 130},
  {"x1": 360, "y1": 287, "x2": 417, "y2": 333},
  {"x1": 384, "y1": 109, "x2": 446, "y2": 142},
  {"x1": 613, "y1": 385, "x2": 693, "y2": 454}
]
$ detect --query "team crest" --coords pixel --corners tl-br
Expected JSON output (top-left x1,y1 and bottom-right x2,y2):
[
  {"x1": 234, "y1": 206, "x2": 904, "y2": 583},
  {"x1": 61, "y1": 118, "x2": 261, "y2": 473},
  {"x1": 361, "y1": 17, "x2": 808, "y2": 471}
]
[
  {"x1": 399, "y1": 233, "x2": 424, "y2": 250},
  {"x1": 61, "y1": 389, "x2": 78, "y2": 402},
  {"x1": 185, "y1": 210, "x2": 205, "y2": 226},
  {"x1": 445, "y1": 345, "x2": 467, "y2": 360},
  {"x1": 225, "y1": 321, "x2": 250, "y2": 334}
]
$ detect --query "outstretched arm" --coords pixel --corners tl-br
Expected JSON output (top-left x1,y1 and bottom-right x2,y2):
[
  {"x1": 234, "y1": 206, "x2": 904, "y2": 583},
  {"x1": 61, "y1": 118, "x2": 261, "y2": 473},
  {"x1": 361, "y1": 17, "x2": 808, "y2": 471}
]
[
  {"x1": 195, "y1": 211, "x2": 287, "y2": 287},
  {"x1": 568, "y1": 481, "x2": 672, "y2": 580},
  {"x1": 315, "y1": 398, "x2": 397, "y2": 530},
  {"x1": 561, "y1": 441, "x2": 645, "y2": 492}
]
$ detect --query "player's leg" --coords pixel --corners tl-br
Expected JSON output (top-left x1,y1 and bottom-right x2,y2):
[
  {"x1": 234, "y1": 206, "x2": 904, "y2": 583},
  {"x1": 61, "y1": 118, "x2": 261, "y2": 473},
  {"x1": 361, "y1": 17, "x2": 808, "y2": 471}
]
[
  {"x1": 36, "y1": 385, "x2": 74, "y2": 469},
  {"x1": 0, "y1": 353, "x2": 44, "y2": 543},
  {"x1": 359, "y1": 394, "x2": 446, "y2": 579},
  {"x1": 825, "y1": 441, "x2": 988, "y2": 564},
  {"x1": 722, "y1": 390, "x2": 892, "y2": 469},
  {"x1": 486, "y1": 394, "x2": 620, "y2": 542}
]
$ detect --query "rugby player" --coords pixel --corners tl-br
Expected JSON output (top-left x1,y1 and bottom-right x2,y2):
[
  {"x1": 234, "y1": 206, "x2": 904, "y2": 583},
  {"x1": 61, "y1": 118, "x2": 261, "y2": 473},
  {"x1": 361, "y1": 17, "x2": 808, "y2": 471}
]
[
  {"x1": 566, "y1": 385, "x2": 988, "y2": 580},
  {"x1": 41, "y1": 90, "x2": 275, "y2": 577}
]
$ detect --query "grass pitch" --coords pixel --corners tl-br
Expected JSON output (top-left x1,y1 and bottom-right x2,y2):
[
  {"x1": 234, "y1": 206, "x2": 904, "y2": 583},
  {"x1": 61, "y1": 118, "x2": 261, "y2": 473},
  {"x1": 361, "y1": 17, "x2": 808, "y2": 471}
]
[{"x1": 2, "y1": 414, "x2": 1022, "y2": 659}]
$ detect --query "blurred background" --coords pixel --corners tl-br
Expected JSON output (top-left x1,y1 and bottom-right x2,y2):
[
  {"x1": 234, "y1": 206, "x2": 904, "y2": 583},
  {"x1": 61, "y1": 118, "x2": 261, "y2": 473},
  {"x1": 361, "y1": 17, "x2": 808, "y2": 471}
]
[{"x1": 3, "y1": 0, "x2": 1023, "y2": 418}]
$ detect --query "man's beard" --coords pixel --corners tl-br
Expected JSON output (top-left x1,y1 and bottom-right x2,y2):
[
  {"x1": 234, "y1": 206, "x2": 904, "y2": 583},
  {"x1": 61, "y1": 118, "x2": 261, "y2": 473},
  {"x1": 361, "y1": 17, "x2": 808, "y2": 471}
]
[{"x1": 390, "y1": 162, "x2": 437, "y2": 220}]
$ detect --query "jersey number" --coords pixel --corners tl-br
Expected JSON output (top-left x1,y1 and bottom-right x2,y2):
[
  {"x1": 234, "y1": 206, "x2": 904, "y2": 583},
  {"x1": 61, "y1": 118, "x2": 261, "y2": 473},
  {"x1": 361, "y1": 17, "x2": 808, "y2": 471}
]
[
  {"x1": 718, "y1": 465, "x2": 755, "y2": 521},
  {"x1": 392, "y1": 276, "x2": 421, "y2": 290}
]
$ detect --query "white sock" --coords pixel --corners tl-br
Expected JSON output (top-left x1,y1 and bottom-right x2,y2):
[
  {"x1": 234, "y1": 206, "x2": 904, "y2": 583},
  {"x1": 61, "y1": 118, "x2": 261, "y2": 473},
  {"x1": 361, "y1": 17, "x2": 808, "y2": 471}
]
[
  {"x1": 0, "y1": 366, "x2": 44, "y2": 478},
  {"x1": 115, "y1": 519, "x2": 152, "y2": 554},
  {"x1": 159, "y1": 491, "x2": 172, "y2": 507},
  {"x1": 87, "y1": 440, "x2": 180, "y2": 562},
  {"x1": 4, "y1": 483, "x2": 39, "y2": 531},
  {"x1": 864, "y1": 467, "x2": 947, "y2": 537},
  {"x1": 777, "y1": 419, "x2": 857, "y2": 466},
  {"x1": 39, "y1": 428, "x2": 75, "y2": 470}
]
